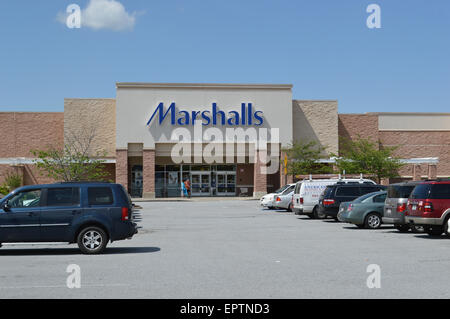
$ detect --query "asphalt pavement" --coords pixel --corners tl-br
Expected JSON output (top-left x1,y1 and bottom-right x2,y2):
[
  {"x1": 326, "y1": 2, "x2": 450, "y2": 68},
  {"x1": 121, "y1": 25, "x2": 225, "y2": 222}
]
[{"x1": 1, "y1": 200, "x2": 450, "y2": 298}]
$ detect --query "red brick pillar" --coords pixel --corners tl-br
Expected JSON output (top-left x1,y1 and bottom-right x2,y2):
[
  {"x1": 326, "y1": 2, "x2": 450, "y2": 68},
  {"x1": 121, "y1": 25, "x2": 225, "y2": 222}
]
[
  {"x1": 254, "y1": 149, "x2": 267, "y2": 198},
  {"x1": 428, "y1": 164, "x2": 437, "y2": 180},
  {"x1": 413, "y1": 164, "x2": 422, "y2": 181},
  {"x1": 143, "y1": 149, "x2": 156, "y2": 198},
  {"x1": 116, "y1": 149, "x2": 128, "y2": 191}
]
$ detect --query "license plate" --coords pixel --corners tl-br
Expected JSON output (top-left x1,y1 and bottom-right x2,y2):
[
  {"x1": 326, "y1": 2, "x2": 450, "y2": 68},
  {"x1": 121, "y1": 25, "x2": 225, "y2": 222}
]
[
  {"x1": 412, "y1": 205, "x2": 417, "y2": 211},
  {"x1": 386, "y1": 208, "x2": 391, "y2": 215}
]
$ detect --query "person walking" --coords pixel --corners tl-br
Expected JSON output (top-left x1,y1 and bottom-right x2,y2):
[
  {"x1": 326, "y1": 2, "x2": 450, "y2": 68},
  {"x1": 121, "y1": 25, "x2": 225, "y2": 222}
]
[
  {"x1": 181, "y1": 181, "x2": 188, "y2": 197},
  {"x1": 184, "y1": 179, "x2": 191, "y2": 198}
]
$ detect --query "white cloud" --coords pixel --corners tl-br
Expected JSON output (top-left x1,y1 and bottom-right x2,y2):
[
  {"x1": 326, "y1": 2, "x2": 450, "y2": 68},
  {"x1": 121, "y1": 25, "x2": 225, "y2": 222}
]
[{"x1": 58, "y1": 0, "x2": 139, "y2": 31}]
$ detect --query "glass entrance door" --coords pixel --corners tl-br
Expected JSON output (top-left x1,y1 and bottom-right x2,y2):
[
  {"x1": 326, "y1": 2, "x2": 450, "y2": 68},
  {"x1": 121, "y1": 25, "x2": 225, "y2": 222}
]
[
  {"x1": 191, "y1": 172, "x2": 211, "y2": 196},
  {"x1": 216, "y1": 172, "x2": 236, "y2": 196}
]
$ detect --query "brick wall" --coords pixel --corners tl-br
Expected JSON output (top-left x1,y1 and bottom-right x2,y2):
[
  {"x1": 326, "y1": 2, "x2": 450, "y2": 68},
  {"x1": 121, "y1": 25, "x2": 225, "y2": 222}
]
[
  {"x1": 380, "y1": 131, "x2": 450, "y2": 177},
  {"x1": 116, "y1": 150, "x2": 128, "y2": 190},
  {"x1": 0, "y1": 112, "x2": 64, "y2": 158},
  {"x1": 143, "y1": 149, "x2": 155, "y2": 198},
  {"x1": 338, "y1": 114, "x2": 379, "y2": 152}
]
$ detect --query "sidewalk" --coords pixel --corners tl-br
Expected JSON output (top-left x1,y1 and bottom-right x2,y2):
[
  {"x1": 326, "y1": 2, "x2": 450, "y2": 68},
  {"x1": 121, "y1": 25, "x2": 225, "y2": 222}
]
[{"x1": 132, "y1": 196, "x2": 259, "y2": 202}]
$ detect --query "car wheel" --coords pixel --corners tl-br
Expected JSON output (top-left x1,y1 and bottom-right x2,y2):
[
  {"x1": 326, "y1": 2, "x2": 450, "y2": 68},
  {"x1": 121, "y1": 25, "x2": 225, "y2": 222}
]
[
  {"x1": 365, "y1": 213, "x2": 382, "y2": 229},
  {"x1": 410, "y1": 225, "x2": 424, "y2": 233},
  {"x1": 425, "y1": 226, "x2": 443, "y2": 237},
  {"x1": 444, "y1": 217, "x2": 450, "y2": 237},
  {"x1": 312, "y1": 206, "x2": 326, "y2": 219},
  {"x1": 77, "y1": 226, "x2": 108, "y2": 255},
  {"x1": 395, "y1": 224, "x2": 410, "y2": 232}
]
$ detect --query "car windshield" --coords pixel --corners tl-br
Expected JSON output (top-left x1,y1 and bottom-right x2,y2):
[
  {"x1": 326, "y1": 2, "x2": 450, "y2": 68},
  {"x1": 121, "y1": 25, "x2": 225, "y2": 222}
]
[
  {"x1": 321, "y1": 186, "x2": 334, "y2": 198},
  {"x1": 411, "y1": 183, "x2": 450, "y2": 200},
  {"x1": 274, "y1": 185, "x2": 290, "y2": 194},
  {"x1": 281, "y1": 186, "x2": 294, "y2": 195},
  {"x1": 410, "y1": 184, "x2": 432, "y2": 199},
  {"x1": 387, "y1": 185, "x2": 416, "y2": 198},
  {"x1": 354, "y1": 192, "x2": 378, "y2": 203}
]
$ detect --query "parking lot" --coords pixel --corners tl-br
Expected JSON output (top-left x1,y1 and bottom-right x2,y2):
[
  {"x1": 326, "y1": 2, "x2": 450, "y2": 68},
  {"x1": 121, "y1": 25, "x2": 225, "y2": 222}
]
[{"x1": 1, "y1": 199, "x2": 450, "y2": 299}]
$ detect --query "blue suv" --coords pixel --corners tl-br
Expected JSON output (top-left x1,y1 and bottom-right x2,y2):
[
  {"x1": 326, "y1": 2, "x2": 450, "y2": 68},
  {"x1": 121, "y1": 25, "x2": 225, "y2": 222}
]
[{"x1": 0, "y1": 182, "x2": 138, "y2": 254}]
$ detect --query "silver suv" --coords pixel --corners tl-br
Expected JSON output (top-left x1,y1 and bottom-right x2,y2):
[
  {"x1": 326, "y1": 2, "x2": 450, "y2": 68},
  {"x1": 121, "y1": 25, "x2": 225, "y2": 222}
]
[{"x1": 383, "y1": 182, "x2": 420, "y2": 232}]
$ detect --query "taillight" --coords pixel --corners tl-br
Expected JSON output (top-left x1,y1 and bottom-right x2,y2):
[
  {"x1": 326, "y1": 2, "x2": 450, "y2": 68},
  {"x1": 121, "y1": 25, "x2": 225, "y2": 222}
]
[
  {"x1": 121, "y1": 207, "x2": 129, "y2": 221},
  {"x1": 348, "y1": 204, "x2": 353, "y2": 212},
  {"x1": 397, "y1": 203, "x2": 407, "y2": 213},
  {"x1": 276, "y1": 197, "x2": 281, "y2": 202},
  {"x1": 300, "y1": 197, "x2": 304, "y2": 204},
  {"x1": 323, "y1": 199, "x2": 335, "y2": 205},
  {"x1": 424, "y1": 200, "x2": 433, "y2": 213}
]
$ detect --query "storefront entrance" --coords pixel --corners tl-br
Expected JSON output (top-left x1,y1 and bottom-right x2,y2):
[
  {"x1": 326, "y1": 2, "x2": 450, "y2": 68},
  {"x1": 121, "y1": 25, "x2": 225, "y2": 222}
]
[
  {"x1": 153, "y1": 164, "x2": 237, "y2": 198},
  {"x1": 191, "y1": 172, "x2": 211, "y2": 196}
]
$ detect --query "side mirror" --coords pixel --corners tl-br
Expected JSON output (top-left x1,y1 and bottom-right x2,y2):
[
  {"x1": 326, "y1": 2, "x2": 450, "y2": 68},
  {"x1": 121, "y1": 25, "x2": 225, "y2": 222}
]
[{"x1": 2, "y1": 200, "x2": 11, "y2": 212}]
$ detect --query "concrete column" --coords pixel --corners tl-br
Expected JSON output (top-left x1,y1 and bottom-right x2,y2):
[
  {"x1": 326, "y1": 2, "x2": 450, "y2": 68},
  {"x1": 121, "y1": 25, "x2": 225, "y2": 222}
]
[
  {"x1": 380, "y1": 178, "x2": 390, "y2": 186},
  {"x1": 143, "y1": 149, "x2": 156, "y2": 199},
  {"x1": 253, "y1": 150, "x2": 267, "y2": 198},
  {"x1": 428, "y1": 164, "x2": 437, "y2": 180},
  {"x1": 412, "y1": 164, "x2": 422, "y2": 181},
  {"x1": 116, "y1": 149, "x2": 128, "y2": 191}
]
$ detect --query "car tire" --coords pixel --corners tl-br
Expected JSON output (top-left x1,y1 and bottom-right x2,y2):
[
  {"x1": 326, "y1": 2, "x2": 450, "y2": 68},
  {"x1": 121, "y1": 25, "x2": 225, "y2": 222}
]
[
  {"x1": 395, "y1": 224, "x2": 410, "y2": 233},
  {"x1": 287, "y1": 203, "x2": 292, "y2": 212},
  {"x1": 364, "y1": 213, "x2": 382, "y2": 229},
  {"x1": 443, "y1": 217, "x2": 450, "y2": 237},
  {"x1": 425, "y1": 226, "x2": 443, "y2": 237},
  {"x1": 410, "y1": 225, "x2": 424, "y2": 233},
  {"x1": 77, "y1": 226, "x2": 108, "y2": 255},
  {"x1": 312, "y1": 206, "x2": 326, "y2": 219}
]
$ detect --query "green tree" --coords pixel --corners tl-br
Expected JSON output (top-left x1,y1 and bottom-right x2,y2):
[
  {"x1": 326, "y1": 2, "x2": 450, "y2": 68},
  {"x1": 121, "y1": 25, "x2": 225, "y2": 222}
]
[
  {"x1": 31, "y1": 146, "x2": 109, "y2": 182},
  {"x1": 283, "y1": 141, "x2": 332, "y2": 176},
  {"x1": 31, "y1": 109, "x2": 110, "y2": 182},
  {"x1": 333, "y1": 136, "x2": 405, "y2": 183}
]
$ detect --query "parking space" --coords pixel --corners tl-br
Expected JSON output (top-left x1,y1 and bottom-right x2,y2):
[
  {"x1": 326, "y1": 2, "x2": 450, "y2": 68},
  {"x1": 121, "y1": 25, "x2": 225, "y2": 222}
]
[{"x1": 1, "y1": 200, "x2": 450, "y2": 298}]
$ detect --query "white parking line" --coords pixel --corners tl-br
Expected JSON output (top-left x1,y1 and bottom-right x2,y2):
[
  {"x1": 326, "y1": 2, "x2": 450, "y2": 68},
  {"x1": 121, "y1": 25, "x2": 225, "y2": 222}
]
[{"x1": 0, "y1": 284, "x2": 130, "y2": 289}]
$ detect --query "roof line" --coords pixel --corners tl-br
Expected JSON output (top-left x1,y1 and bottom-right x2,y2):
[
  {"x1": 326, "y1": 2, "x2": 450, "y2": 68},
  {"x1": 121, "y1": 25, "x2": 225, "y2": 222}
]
[{"x1": 116, "y1": 82, "x2": 293, "y2": 89}]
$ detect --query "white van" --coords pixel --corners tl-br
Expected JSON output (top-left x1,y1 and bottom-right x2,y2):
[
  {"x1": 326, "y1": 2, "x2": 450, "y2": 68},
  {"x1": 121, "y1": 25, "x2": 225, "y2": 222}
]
[{"x1": 292, "y1": 178, "x2": 376, "y2": 219}]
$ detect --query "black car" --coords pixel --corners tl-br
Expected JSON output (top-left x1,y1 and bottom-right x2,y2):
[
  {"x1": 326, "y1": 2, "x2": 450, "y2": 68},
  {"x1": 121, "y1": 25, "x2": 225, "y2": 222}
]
[
  {"x1": 318, "y1": 182, "x2": 386, "y2": 219},
  {"x1": 0, "y1": 182, "x2": 138, "y2": 254}
]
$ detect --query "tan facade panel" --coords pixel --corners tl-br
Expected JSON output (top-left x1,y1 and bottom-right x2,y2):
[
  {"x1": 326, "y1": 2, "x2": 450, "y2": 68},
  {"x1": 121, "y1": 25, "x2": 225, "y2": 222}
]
[
  {"x1": 378, "y1": 113, "x2": 450, "y2": 131},
  {"x1": 293, "y1": 100, "x2": 338, "y2": 155},
  {"x1": 64, "y1": 98, "x2": 116, "y2": 158}
]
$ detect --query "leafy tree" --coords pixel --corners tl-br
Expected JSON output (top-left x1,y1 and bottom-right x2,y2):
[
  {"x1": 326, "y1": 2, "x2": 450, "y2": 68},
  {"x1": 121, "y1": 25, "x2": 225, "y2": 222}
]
[
  {"x1": 333, "y1": 136, "x2": 405, "y2": 183},
  {"x1": 31, "y1": 147, "x2": 109, "y2": 182},
  {"x1": 31, "y1": 109, "x2": 110, "y2": 182},
  {"x1": 283, "y1": 141, "x2": 333, "y2": 176}
]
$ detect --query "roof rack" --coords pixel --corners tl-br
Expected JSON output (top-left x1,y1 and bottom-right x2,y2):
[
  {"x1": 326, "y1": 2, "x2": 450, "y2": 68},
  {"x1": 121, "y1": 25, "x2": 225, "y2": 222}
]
[{"x1": 335, "y1": 181, "x2": 374, "y2": 185}]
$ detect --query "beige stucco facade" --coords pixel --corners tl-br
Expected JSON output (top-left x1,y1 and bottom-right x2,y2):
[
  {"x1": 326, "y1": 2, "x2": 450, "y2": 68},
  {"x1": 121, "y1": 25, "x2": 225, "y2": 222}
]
[
  {"x1": 64, "y1": 98, "x2": 116, "y2": 158},
  {"x1": 292, "y1": 100, "x2": 338, "y2": 155}
]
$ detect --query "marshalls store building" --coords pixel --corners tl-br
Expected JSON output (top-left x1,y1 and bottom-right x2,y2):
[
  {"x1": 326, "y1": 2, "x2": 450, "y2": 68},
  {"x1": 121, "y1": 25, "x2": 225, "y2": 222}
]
[{"x1": 0, "y1": 82, "x2": 448, "y2": 198}]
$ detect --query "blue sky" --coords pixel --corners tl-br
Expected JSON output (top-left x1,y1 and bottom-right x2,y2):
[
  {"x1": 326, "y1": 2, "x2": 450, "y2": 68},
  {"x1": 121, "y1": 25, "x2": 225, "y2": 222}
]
[{"x1": 0, "y1": 0, "x2": 449, "y2": 113}]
